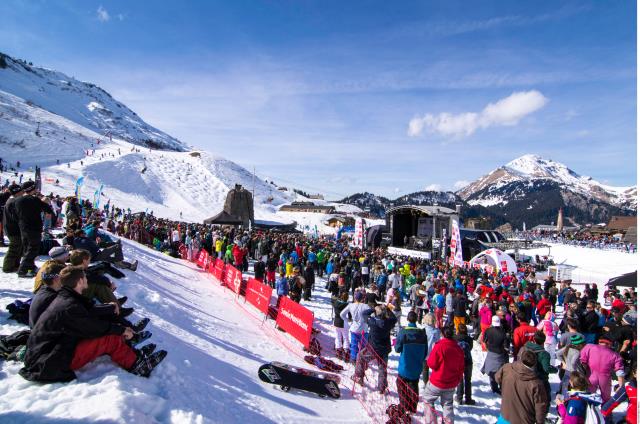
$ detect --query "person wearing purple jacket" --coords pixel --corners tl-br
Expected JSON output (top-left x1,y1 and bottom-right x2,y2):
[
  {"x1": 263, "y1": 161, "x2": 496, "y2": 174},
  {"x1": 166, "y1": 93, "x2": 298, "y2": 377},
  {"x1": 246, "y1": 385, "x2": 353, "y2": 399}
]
[{"x1": 579, "y1": 334, "x2": 625, "y2": 403}]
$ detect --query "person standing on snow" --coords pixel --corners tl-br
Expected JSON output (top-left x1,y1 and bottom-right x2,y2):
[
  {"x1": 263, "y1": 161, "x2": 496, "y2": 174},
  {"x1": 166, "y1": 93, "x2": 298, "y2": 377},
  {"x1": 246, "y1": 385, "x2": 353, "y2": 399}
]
[
  {"x1": 395, "y1": 310, "x2": 428, "y2": 415},
  {"x1": 14, "y1": 181, "x2": 54, "y2": 277},
  {"x1": 579, "y1": 334, "x2": 625, "y2": 403},
  {"x1": 340, "y1": 290, "x2": 373, "y2": 363},
  {"x1": 423, "y1": 324, "x2": 465, "y2": 423}
]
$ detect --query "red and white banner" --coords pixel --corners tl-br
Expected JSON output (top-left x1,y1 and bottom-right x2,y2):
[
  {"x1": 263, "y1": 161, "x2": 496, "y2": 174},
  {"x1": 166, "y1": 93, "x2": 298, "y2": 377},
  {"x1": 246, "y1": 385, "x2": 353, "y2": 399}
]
[
  {"x1": 353, "y1": 217, "x2": 364, "y2": 249},
  {"x1": 196, "y1": 249, "x2": 209, "y2": 268},
  {"x1": 212, "y1": 259, "x2": 225, "y2": 281},
  {"x1": 449, "y1": 219, "x2": 463, "y2": 267},
  {"x1": 245, "y1": 278, "x2": 273, "y2": 315},
  {"x1": 275, "y1": 296, "x2": 314, "y2": 348},
  {"x1": 224, "y1": 265, "x2": 243, "y2": 294}
]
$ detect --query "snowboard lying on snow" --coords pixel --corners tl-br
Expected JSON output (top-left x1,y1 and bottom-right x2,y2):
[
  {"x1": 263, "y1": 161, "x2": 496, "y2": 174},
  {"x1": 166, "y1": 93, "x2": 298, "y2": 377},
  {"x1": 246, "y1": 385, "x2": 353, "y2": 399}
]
[{"x1": 258, "y1": 361, "x2": 341, "y2": 399}]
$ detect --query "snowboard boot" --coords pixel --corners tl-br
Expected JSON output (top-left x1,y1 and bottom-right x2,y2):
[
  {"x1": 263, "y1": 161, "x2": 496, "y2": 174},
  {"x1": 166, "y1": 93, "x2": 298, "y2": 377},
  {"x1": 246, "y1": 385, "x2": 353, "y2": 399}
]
[
  {"x1": 129, "y1": 350, "x2": 167, "y2": 377},
  {"x1": 129, "y1": 330, "x2": 152, "y2": 347},
  {"x1": 138, "y1": 343, "x2": 157, "y2": 358},
  {"x1": 132, "y1": 318, "x2": 150, "y2": 333},
  {"x1": 118, "y1": 296, "x2": 128, "y2": 306},
  {"x1": 18, "y1": 269, "x2": 37, "y2": 278},
  {"x1": 129, "y1": 260, "x2": 138, "y2": 272},
  {"x1": 120, "y1": 307, "x2": 134, "y2": 318}
]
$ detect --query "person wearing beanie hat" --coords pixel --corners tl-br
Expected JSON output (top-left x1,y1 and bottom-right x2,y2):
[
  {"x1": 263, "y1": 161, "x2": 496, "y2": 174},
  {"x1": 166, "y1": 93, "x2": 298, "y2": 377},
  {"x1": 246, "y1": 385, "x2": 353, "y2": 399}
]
[
  {"x1": 14, "y1": 182, "x2": 54, "y2": 277},
  {"x1": 32, "y1": 247, "x2": 70, "y2": 293},
  {"x1": 557, "y1": 334, "x2": 586, "y2": 397},
  {"x1": 2, "y1": 182, "x2": 26, "y2": 273},
  {"x1": 29, "y1": 261, "x2": 65, "y2": 328},
  {"x1": 491, "y1": 315, "x2": 502, "y2": 327},
  {"x1": 579, "y1": 333, "x2": 625, "y2": 402}
]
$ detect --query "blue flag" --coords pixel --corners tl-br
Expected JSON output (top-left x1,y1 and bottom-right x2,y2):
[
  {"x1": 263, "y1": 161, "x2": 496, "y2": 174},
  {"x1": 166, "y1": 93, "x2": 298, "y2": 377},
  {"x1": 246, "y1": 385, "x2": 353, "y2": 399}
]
[
  {"x1": 74, "y1": 176, "x2": 85, "y2": 199},
  {"x1": 93, "y1": 184, "x2": 104, "y2": 209}
]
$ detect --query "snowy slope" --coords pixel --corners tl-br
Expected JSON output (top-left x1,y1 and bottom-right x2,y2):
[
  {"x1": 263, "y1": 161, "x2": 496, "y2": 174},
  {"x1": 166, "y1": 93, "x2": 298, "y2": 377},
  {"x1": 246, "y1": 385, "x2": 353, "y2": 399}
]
[
  {"x1": 0, "y1": 52, "x2": 185, "y2": 151},
  {"x1": 0, "y1": 87, "x2": 296, "y2": 223},
  {"x1": 0, "y1": 239, "x2": 368, "y2": 424},
  {"x1": 458, "y1": 154, "x2": 637, "y2": 210},
  {"x1": 0, "y1": 73, "x2": 366, "y2": 227}
]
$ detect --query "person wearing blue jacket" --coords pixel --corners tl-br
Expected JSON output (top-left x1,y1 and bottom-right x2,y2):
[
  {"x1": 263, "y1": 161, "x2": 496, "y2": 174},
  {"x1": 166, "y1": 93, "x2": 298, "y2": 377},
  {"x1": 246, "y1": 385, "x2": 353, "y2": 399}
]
[{"x1": 395, "y1": 310, "x2": 428, "y2": 415}]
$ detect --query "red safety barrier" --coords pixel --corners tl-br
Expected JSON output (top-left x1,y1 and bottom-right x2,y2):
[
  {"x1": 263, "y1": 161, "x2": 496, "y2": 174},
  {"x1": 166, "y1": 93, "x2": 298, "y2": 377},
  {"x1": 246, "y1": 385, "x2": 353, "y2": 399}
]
[
  {"x1": 350, "y1": 337, "x2": 451, "y2": 424},
  {"x1": 245, "y1": 278, "x2": 273, "y2": 315},
  {"x1": 223, "y1": 265, "x2": 243, "y2": 294},
  {"x1": 275, "y1": 296, "x2": 314, "y2": 349},
  {"x1": 178, "y1": 244, "x2": 188, "y2": 260},
  {"x1": 196, "y1": 249, "x2": 209, "y2": 268},
  {"x1": 212, "y1": 258, "x2": 225, "y2": 281}
]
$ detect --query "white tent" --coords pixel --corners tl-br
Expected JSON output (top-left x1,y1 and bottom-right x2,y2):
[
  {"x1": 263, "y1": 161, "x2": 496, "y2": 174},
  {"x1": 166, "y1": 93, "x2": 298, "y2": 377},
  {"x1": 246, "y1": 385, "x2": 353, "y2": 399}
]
[{"x1": 469, "y1": 248, "x2": 517, "y2": 274}]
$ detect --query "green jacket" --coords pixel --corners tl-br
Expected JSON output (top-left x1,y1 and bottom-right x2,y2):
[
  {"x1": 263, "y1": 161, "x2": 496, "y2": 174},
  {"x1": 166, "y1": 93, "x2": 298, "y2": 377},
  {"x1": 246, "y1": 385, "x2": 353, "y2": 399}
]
[{"x1": 520, "y1": 341, "x2": 558, "y2": 380}]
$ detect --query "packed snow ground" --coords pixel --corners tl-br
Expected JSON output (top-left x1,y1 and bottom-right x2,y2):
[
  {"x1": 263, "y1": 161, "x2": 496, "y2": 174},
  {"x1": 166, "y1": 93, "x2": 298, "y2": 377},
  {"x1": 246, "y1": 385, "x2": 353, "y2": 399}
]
[
  {"x1": 0, "y1": 238, "x2": 368, "y2": 424},
  {"x1": 518, "y1": 243, "x2": 637, "y2": 293}
]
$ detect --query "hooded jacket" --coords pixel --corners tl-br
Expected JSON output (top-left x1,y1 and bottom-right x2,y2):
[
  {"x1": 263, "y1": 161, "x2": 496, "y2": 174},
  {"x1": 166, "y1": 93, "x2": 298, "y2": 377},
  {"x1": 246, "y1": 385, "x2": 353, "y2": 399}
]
[
  {"x1": 518, "y1": 341, "x2": 558, "y2": 380},
  {"x1": 427, "y1": 337, "x2": 464, "y2": 389},
  {"x1": 340, "y1": 302, "x2": 373, "y2": 334},
  {"x1": 495, "y1": 361, "x2": 550, "y2": 424},
  {"x1": 366, "y1": 309, "x2": 397, "y2": 358},
  {"x1": 20, "y1": 286, "x2": 125, "y2": 383},
  {"x1": 395, "y1": 323, "x2": 428, "y2": 380}
]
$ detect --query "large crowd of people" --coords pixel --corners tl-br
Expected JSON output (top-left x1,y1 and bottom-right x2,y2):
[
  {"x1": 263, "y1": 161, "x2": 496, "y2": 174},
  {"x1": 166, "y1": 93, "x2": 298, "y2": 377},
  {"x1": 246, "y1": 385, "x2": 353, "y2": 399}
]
[{"x1": 0, "y1": 181, "x2": 637, "y2": 424}]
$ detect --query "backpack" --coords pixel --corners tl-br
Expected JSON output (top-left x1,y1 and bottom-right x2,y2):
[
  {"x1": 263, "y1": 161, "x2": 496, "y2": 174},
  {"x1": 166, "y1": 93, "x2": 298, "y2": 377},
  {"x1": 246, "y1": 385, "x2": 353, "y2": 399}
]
[
  {"x1": 457, "y1": 339, "x2": 472, "y2": 363},
  {"x1": 584, "y1": 401, "x2": 605, "y2": 424},
  {"x1": 6, "y1": 299, "x2": 31, "y2": 326}
]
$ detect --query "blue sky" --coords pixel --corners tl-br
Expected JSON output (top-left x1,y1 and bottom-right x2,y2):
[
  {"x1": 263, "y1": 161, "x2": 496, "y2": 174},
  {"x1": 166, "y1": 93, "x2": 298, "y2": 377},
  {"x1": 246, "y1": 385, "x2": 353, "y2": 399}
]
[{"x1": 0, "y1": 0, "x2": 636, "y2": 198}]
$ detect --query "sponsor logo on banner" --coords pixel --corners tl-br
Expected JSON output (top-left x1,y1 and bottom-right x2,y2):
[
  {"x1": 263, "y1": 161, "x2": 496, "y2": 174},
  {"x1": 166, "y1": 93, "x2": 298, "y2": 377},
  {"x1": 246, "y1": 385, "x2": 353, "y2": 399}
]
[
  {"x1": 246, "y1": 278, "x2": 273, "y2": 314},
  {"x1": 196, "y1": 250, "x2": 208, "y2": 268},
  {"x1": 449, "y1": 219, "x2": 463, "y2": 267},
  {"x1": 213, "y1": 259, "x2": 225, "y2": 280},
  {"x1": 353, "y1": 218, "x2": 364, "y2": 249},
  {"x1": 224, "y1": 266, "x2": 242, "y2": 294},
  {"x1": 276, "y1": 296, "x2": 314, "y2": 348},
  {"x1": 500, "y1": 260, "x2": 508, "y2": 272}
]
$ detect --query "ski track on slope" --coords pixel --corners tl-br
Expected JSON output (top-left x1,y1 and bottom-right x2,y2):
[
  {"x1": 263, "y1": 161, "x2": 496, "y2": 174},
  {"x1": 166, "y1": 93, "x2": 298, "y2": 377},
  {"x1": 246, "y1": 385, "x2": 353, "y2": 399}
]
[{"x1": 0, "y1": 239, "x2": 368, "y2": 424}]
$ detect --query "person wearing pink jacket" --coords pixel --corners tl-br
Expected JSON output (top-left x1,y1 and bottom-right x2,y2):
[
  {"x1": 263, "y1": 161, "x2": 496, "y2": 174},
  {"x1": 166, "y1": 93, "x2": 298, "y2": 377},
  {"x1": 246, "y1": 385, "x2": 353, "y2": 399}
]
[
  {"x1": 478, "y1": 300, "x2": 493, "y2": 350},
  {"x1": 579, "y1": 335, "x2": 625, "y2": 402}
]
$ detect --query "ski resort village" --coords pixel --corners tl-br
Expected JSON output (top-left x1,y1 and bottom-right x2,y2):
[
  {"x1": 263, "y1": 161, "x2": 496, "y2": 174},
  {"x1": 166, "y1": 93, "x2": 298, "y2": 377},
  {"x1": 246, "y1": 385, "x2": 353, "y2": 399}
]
[{"x1": 0, "y1": 2, "x2": 637, "y2": 424}]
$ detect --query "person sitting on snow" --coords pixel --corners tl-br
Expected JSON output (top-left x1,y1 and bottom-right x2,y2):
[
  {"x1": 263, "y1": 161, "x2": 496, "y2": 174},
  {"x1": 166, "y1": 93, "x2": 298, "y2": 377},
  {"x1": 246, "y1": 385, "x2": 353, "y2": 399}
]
[
  {"x1": 20, "y1": 266, "x2": 166, "y2": 383},
  {"x1": 70, "y1": 229, "x2": 138, "y2": 271}
]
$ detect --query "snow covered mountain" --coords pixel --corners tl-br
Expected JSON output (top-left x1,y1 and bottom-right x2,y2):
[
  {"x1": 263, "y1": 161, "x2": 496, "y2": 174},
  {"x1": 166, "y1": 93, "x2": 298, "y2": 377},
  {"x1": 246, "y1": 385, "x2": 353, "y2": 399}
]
[
  {"x1": 458, "y1": 154, "x2": 637, "y2": 211},
  {"x1": 0, "y1": 58, "x2": 294, "y2": 223},
  {"x1": 340, "y1": 155, "x2": 636, "y2": 227},
  {"x1": 0, "y1": 52, "x2": 186, "y2": 151}
]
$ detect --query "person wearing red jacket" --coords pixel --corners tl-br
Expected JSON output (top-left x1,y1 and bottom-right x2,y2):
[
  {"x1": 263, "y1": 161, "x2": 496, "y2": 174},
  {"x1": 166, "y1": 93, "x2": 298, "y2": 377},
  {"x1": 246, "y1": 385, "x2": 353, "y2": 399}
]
[
  {"x1": 424, "y1": 324, "x2": 465, "y2": 423},
  {"x1": 536, "y1": 294, "x2": 552, "y2": 320},
  {"x1": 512, "y1": 312, "x2": 537, "y2": 358},
  {"x1": 232, "y1": 244, "x2": 244, "y2": 268}
]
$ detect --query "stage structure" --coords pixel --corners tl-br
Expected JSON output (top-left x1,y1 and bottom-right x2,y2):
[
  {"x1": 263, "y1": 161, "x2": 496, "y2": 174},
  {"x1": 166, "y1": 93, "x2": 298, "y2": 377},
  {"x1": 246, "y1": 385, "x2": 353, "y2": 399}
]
[{"x1": 385, "y1": 205, "x2": 459, "y2": 252}]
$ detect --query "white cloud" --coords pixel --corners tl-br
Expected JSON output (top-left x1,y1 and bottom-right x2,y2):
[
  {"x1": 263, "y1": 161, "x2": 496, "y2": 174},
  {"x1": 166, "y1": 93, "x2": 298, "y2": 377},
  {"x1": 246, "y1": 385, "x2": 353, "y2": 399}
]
[
  {"x1": 424, "y1": 184, "x2": 442, "y2": 191},
  {"x1": 97, "y1": 6, "x2": 110, "y2": 22},
  {"x1": 453, "y1": 180, "x2": 470, "y2": 190},
  {"x1": 408, "y1": 90, "x2": 548, "y2": 138},
  {"x1": 394, "y1": 187, "x2": 400, "y2": 193}
]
